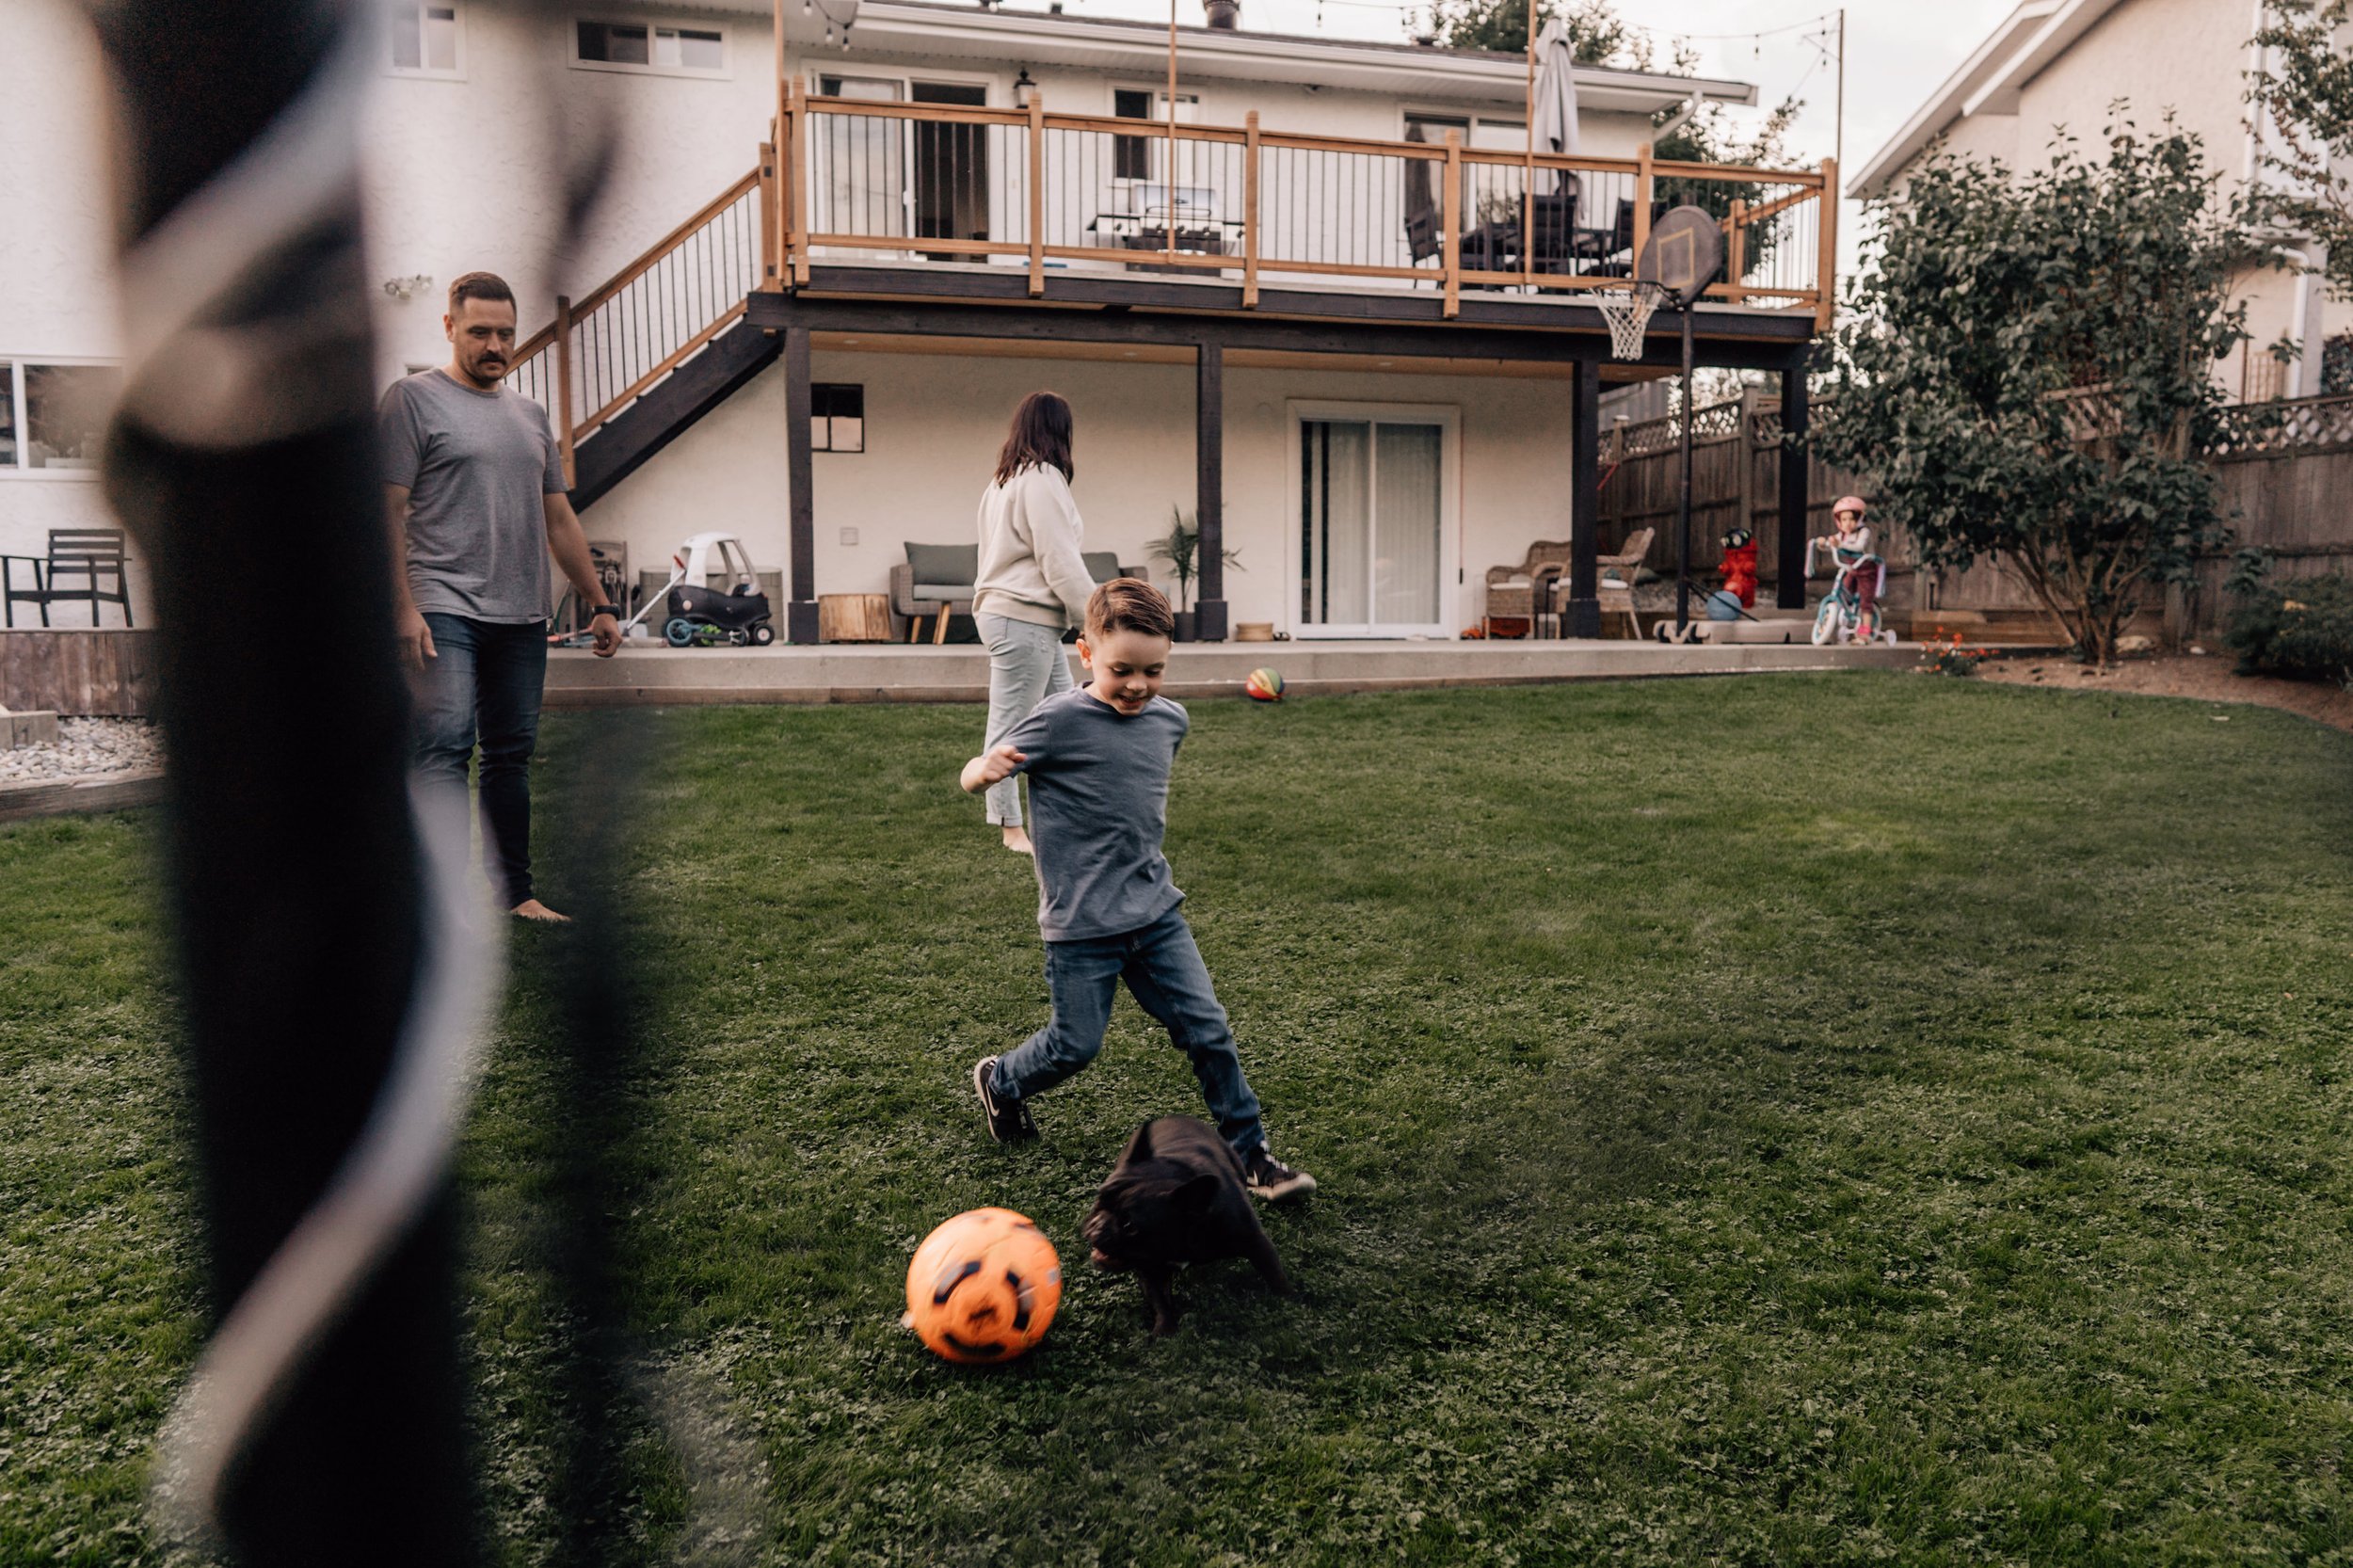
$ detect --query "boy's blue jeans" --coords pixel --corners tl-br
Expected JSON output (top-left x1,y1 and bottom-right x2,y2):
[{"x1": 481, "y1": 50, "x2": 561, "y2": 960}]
[{"x1": 991, "y1": 905, "x2": 1267, "y2": 1157}]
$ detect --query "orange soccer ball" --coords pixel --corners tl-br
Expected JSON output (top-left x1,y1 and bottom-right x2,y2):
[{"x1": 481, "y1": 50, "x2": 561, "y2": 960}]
[{"x1": 903, "y1": 1208, "x2": 1064, "y2": 1365}]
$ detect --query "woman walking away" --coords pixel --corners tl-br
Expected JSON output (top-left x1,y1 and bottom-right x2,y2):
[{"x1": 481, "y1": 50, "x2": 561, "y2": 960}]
[{"x1": 974, "y1": 391, "x2": 1099, "y2": 855}]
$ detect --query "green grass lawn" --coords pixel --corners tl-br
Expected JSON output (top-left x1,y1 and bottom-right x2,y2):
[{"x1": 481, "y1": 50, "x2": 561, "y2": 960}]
[{"x1": 8, "y1": 672, "x2": 2353, "y2": 1565}]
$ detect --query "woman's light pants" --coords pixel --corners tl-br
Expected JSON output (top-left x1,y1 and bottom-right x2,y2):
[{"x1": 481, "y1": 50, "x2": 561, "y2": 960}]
[{"x1": 978, "y1": 612, "x2": 1074, "y2": 828}]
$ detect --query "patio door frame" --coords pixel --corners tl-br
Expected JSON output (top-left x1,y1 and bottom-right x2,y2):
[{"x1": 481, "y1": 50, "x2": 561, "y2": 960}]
[
  {"x1": 808, "y1": 68, "x2": 1004, "y2": 256},
  {"x1": 1284, "y1": 398, "x2": 1460, "y2": 640}
]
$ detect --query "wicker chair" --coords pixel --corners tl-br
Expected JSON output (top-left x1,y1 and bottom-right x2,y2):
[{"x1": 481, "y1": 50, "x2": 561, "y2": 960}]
[
  {"x1": 1482, "y1": 539, "x2": 1572, "y2": 637},
  {"x1": 1577, "y1": 526, "x2": 1656, "y2": 638}
]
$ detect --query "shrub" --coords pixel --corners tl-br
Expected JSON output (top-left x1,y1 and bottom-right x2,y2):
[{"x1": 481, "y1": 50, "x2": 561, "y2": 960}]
[{"x1": 2225, "y1": 567, "x2": 2353, "y2": 685}]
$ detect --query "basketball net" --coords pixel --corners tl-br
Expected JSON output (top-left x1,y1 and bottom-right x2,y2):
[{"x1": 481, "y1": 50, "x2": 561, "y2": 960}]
[{"x1": 1594, "y1": 284, "x2": 1657, "y2": 360}]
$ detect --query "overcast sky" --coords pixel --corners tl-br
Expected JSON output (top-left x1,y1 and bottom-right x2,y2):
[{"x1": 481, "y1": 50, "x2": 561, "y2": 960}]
[{"x1": 1070, "y1": 0, "x2": 2025, "y2": 272}]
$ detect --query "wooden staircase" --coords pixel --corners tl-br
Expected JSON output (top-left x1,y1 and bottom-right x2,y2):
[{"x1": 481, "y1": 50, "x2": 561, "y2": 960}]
[{"x1": 503, "y1": 155, "x2": 778, "y2": 510}]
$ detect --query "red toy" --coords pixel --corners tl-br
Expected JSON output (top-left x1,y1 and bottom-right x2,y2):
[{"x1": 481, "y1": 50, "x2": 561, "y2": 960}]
[{"x1": 1719, "y1": 528, "x2": 1759, "y2": 609}]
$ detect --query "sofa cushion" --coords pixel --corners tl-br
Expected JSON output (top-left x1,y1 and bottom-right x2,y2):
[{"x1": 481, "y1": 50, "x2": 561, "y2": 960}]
[
  {"x1": 1083, "y1": 551, "x2": 1123, "y2": 584},
  {"x1": 909, "y1": 584, "x2": 974, "y2": 603},
  {"x1": 904, "y1": 542, "x2": 979, "y2": 585}
]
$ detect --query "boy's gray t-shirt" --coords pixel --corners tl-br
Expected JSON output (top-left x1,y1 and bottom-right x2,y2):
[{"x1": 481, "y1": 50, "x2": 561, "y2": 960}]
[
  {"x1": 1000, "y1": 688, "x2": 1189, "y2": 941},
  {"x1": 379, "y1": 369, "x2": 566, "y2": 624}
]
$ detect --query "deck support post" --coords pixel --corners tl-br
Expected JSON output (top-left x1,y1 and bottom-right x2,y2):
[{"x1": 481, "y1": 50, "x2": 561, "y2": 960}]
[
  {"x1": 785, "y1": 325, "x2": 820, "y2": 643},
  {"x1": 1777, "y1": 360, "x2": 1810, "y2": 611},
  {"x1": 1193, "y1": 342, "x2": 1226, "y2": 642},
  {"x1": 1566, "y1": 357, "x2": 1601, "y2": 637}
]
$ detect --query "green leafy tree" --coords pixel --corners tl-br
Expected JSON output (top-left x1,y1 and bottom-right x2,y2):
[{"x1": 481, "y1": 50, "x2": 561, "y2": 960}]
[
  {"x1": 1427, "y1": 0, "x2": 1630, "y2": 60},
  {"x1": 1816, "y1": 125, "x2": 2250, "y2": 664},
  {"x1": 2248, "y1": 0, "x2": 2353, "y2": 296}
]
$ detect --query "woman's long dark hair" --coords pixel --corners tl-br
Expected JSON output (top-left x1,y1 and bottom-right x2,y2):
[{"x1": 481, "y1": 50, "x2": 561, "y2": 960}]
[{"x1": 994, "y1": 390, "x2": 1075, "y2": 485}]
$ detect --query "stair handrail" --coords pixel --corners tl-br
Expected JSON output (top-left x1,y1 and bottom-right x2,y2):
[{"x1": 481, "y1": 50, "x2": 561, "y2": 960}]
[{"x1": 504, "y1": 164, "x2": 765, "y2": 472}]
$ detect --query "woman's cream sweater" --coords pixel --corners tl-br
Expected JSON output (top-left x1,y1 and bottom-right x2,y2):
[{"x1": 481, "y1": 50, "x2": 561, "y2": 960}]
[{"x1": 971, "y1": 462, "x2": 1098, "y2": 631}]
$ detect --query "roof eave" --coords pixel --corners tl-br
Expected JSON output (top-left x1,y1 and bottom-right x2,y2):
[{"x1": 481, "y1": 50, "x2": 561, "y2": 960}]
[
  {"x1": 840, "y1": 2, "x2": 1755, "y2": 111},
  {"x1": 1846, "y1": 0, "x2": 2142, "y2": 199}
]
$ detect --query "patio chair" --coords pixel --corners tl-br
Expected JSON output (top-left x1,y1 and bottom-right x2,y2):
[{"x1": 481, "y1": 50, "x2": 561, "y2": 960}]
[
  {"x1": 1402, "y1": 126, "x2": 1442, "y2": 270},
  {"x1": 1482, "y1": 539, "x2": 1571, "y2": 637},
  {"x1": 2, "y1": 528, "x2": 134, "y2": 628},
  {"x1": 1577, "y1": 526, "x2": 1655, "y2": 638}
]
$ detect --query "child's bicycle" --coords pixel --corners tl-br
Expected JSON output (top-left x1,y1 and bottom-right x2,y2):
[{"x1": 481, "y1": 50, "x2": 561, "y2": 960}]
[{"x1": 1804, "y1": 536, "x2": 1897, "y2": 647}]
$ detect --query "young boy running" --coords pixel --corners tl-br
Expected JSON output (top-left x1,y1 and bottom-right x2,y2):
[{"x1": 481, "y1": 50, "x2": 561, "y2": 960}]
[{"x1": 960, "y1": 578, "x2": 1316, "y2": 1202}]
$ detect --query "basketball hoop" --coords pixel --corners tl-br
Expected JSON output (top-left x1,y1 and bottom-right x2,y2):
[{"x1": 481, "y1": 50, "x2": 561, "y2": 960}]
[{"x1": 1594, "y1": 282, "x2": 1659, "y2": 360}]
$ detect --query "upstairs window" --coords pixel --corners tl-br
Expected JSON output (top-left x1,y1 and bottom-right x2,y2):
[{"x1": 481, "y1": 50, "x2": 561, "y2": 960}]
[
  {"x1": 575, "y1": 18, "x2": 728, "y2": 75},
  {"x1": 1112, "y1": 88, "x2": 1198, "y2": 183},
  {"x1": 388, "y1": 3, "x2": 463, "y2": 78},
  {"x1": 812, "y1": 384, "x2": 864, "y2": 454},
  {"x1": 0, "y1": 361, "x2": 122, "y2": 475}
]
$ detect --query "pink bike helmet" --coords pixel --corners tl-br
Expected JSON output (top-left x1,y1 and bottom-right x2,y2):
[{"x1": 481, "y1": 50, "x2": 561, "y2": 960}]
[{"x1": 1833, "y1": 495, "x2": 1867, "y2": 518}]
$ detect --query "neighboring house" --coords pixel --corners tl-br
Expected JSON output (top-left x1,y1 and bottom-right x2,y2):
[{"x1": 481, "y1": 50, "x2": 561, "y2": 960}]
[
  {"x1": 4, "y1": 0, "x2": 1839, "y2": 641},
  {"x1": 1848, "y1": 0, "x2": 2341, "y2": 406}
]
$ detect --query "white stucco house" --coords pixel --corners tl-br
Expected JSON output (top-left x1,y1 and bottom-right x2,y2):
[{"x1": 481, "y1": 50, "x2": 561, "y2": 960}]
[
  {"x1": 1848, "y1": 0, "x2": 2344, "y2": 407},
  {"x1": 4, "y1": 0, "x2": 1841, "y2": 640}
]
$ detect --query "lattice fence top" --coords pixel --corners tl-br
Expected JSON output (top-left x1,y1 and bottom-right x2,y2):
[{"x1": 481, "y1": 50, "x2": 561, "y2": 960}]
[
  {"x1": 1753, "y1": 390, "x2": 2353, "y2": 461},
  {"x1": 2208, "y1": 393, "x2": 2353, "y2": 459},
  {"x1": 1606, "y1": 397, "x2": 1749, "y2": 459}
]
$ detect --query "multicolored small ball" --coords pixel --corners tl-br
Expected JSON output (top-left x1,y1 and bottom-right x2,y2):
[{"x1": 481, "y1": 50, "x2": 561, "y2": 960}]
[
  {"x1": 1244, "y1": 667, "x2": 1285, "y2": 702},
  {"x1": 902, "y1": 1208, "x2": 1063, "y2": 1365}
]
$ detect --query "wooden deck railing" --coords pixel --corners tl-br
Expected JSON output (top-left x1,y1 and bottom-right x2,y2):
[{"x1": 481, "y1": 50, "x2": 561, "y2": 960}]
[
  {"x1": 773, "y1": 91, "x2": 1835, "y2": 326},
  {"x1": 504, "y1": 102, "x2": 1833, "y2": 468}
]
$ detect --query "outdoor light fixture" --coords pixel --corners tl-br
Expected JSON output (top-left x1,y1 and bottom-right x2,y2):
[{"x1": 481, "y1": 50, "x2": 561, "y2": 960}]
[
  {"x1": 380, "y1": 274, "x2": 433, "y2": 301},
  {"x1": 1014, "y1": 69, "x2": 1038, "y2": 106}
]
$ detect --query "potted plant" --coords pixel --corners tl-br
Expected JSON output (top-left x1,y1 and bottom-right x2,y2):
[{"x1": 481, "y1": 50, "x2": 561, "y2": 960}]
[{"x1": 1150, "y1": 505, "x2": 1242, "y2": 642}]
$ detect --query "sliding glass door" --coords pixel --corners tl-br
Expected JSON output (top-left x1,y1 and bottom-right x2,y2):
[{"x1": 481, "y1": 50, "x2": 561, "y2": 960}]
[{"x1": 1297, "y1": 408, "x2": 1450, "y2": 636}]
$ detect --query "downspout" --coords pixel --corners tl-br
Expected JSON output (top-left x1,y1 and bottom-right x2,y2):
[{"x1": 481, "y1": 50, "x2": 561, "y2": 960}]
[
  {"x1": 1652, "y1": 88, "x2": 1705, "y2": 145},
  {"x1": 2269, "y1": 244, "x2": 2318, "y2": 398}
]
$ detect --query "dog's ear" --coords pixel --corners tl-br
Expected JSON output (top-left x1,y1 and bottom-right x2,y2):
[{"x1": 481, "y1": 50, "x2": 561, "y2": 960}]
[{"x1": 1118, "y1": 1119, "x2": 1156, "y2": 1166}]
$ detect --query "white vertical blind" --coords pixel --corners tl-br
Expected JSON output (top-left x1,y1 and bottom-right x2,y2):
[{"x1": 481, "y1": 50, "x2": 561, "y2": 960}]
[
  {"x1": 1303, "y1": 420, "x2": 1370, "y2": 625},
  {"x1": 1372, "y1": 423, "x2": 1442, "y2": 625}
]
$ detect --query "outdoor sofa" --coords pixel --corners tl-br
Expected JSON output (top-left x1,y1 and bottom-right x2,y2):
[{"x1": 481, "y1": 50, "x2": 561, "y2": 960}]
[{"x1": 891, "y1": 543, "x2": 1149, "y2": 643}]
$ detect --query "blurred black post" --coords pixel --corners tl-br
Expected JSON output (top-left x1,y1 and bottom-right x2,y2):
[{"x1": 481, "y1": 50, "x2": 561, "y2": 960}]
[{"x1": 92, "y1": 0, "x2": 483, "y2": 1560}]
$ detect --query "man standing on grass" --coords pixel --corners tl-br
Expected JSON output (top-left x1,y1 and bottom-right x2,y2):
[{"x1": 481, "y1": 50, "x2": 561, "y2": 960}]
[{"x1": 382, "y1": 271, "x2": 619, "y2": 922}]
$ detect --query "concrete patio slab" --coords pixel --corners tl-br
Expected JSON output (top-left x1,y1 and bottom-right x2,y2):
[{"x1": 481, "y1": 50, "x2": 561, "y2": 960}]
[{"x1": 545, "y1": 638, "x2": 1918, "y2": 707}]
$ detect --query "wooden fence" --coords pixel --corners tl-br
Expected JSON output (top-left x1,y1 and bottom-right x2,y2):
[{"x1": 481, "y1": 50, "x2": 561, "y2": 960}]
[
  {"x1": 1596, "y1": 389, "x2": 2353, "y2": 636},
  {"x1": 1, "y1": 630, "x2": 160, "y2": 716}
]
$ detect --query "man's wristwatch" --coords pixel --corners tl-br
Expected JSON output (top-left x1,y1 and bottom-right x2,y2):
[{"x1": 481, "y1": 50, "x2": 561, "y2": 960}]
[{"x1": 590, "y1": 604, "x2": 621, "y2": 620}]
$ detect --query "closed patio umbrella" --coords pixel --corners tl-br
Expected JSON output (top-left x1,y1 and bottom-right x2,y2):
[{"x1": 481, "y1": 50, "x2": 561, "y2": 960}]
[{"x1": 1529, "y1": 16, "x2": 1581, "y2": 192}]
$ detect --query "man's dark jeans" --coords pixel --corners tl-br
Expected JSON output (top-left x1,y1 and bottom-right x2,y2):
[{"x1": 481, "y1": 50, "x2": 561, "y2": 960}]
[{"x1": 414, "y1": 613, "x2": 547, "y2": 908}]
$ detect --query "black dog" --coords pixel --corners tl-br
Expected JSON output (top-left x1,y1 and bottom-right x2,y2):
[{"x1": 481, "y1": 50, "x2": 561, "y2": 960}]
[{"x1": 1080, "y1": 1116, "x2": 1293, "y2": 1336}]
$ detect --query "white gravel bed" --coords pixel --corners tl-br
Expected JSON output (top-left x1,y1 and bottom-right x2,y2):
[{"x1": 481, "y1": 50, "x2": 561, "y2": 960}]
[{"x1": 0, "y1": 717, "x2": 165, "y2": 783}]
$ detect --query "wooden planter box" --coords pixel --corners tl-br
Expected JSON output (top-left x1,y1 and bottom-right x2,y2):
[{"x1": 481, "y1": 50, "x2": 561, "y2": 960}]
[{"x1": 0, "y1": 630, "x2": 161, "y2": 716}]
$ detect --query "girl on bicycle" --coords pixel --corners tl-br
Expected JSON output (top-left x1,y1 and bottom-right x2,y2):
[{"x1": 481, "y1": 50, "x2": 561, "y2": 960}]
[{"x1": 1807, "y1": 495, "x2": 1882, "y2": 635}]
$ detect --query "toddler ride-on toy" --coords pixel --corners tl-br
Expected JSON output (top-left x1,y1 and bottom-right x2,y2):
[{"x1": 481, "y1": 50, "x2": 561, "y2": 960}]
[
  {"x1": 1804, "y1": 534, "x2": 1896, "y2": 646},
  {"x1": 663, "y1": 532, "x2": 775, "y2": 648}
]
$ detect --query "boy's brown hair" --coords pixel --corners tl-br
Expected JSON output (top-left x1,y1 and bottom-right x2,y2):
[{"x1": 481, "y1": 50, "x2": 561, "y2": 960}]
[{"x1": 1084, "y1": 577, "x2": 1174, "y2": 642}]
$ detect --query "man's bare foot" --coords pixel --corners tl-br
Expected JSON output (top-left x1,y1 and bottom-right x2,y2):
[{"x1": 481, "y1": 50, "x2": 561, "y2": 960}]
[
  {"x1": 1000, "y1": 825, "x2": 1034, "y2": 856},
  {"x1": 510, "y1": 898, "x2": 570, "y2": 922}
]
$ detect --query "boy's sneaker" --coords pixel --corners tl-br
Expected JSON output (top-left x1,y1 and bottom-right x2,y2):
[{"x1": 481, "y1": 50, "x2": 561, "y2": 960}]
[
  {"x1": 1242, "y1": 1147, "x2": 1317, "y2": 1202},
  {"x1": 972, "y1": 1056, "x2": 1037, "y2": 1144}
]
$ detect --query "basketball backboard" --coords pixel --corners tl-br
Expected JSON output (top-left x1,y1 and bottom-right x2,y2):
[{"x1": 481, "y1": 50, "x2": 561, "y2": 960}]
[{"x1": 1634, "y1": 205, "x2": 1726, "y2": 311}]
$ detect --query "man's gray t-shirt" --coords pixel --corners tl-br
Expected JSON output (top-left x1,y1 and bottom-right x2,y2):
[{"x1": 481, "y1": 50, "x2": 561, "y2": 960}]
[
  {"x1": 379, "y1": 369, "x2": 566, "y2": 623},
  {"x1": 1000, "y1": 688, "x2": 1189, "y2": 942}
]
